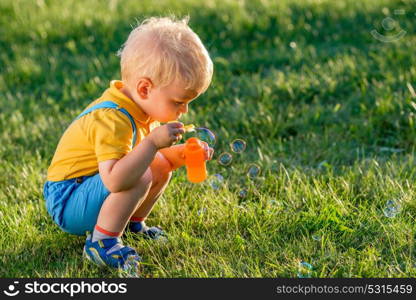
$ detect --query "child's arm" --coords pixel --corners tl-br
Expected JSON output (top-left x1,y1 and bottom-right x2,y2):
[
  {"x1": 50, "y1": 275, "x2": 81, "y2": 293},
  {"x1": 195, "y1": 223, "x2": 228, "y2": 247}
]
[
  {"x1": 98, "y1": 123, "x2": 184, "y2": 193},
  {"x1": 98, "y1": 138, "x2": 156, "y2": 193}
]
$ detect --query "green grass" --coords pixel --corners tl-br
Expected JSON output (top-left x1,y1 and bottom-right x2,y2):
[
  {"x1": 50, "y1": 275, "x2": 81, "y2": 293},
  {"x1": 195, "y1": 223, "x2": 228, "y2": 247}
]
[{"x1": 1, "y1": 0, "x2": 416, "y2": 277}]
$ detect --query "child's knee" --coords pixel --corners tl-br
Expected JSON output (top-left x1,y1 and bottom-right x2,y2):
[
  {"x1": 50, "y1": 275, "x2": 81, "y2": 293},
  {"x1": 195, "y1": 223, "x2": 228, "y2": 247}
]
[
  {"x1": 154, "y1": 162, "x2": 172, "y2": 185},
  {"x1": 150, "y1": 153, "x2": 172, "y2": 184},
  {"x1": 157, "y1": 168, "x2": 172, "y2": 185}
]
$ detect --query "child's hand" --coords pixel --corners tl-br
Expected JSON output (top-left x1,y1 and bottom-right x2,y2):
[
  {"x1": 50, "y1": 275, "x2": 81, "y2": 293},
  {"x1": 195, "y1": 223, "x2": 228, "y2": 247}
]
[{"x1": 147, "y1": 122, "x2": 185, "y2": 149}]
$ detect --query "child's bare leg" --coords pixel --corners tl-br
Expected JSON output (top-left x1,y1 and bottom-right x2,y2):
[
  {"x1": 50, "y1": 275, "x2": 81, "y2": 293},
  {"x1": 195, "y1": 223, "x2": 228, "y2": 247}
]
[
  {"x1": 95, "y1": 168, "x2": 153, "y2": 234},
  {"x1": 131, "y1": 152, "x2": 172, "y2": 220}
]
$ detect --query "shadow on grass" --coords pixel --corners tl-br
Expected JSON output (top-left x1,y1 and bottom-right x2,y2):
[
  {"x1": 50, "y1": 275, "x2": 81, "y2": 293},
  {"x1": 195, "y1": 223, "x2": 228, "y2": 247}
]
[{"x1": 0, "y1": 225, "x2": 119, "y2": 277}]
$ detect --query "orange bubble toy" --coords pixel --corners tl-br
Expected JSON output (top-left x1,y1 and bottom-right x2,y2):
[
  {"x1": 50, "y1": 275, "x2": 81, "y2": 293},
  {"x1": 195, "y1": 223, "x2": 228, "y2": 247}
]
[{"x1": 184, "y1": 137, "x2": 207, "y2": 183}]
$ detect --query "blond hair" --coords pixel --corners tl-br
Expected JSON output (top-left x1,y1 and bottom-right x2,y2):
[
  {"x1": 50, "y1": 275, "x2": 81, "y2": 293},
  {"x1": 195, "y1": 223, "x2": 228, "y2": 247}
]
[{"x1": 118, "y1": 16, "x2": 213, "y2": 94}]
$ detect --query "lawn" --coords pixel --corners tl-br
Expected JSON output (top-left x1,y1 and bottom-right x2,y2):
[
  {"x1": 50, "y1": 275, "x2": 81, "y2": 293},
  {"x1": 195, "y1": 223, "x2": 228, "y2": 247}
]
[{"x1": 1, "y1": 0, "x2": 416, "y2": 277}]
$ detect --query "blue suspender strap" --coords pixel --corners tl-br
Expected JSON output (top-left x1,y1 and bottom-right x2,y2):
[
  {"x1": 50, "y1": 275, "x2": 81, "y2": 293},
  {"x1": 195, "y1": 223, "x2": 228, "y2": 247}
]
[
  {"x1": 117, "y1": 108, "x2": 137, "y2": 146},
  {"x1": 76, "y1": 101, "x2": 119, "y2": 119},
  {"x1": 75, "y1": 101, "x2": 137, "y2": 147}
]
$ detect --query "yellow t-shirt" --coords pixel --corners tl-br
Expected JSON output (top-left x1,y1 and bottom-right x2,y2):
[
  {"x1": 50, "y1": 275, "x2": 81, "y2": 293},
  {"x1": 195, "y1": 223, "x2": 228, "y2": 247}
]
[{"x1": 47, "y1": 80, "x2": 160, "y2": 181}]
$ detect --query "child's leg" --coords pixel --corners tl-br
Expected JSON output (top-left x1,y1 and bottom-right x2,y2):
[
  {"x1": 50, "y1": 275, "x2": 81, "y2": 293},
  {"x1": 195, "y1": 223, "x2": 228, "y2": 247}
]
[
  {"x1": 85, "y1": 173, "x2": 152, "y2": 268},
  {"x1": 131, "y1": 152, "x2": 172, "y2": 221},
  {"x1": 94, "y1": 168, "x2": 153, "y2": 234}
]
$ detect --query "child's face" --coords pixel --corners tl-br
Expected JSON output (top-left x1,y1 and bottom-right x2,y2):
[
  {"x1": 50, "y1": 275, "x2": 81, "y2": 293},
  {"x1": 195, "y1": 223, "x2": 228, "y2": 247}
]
[{"x1": 142, "y1": 79, "x2": 199, "y2": 123}]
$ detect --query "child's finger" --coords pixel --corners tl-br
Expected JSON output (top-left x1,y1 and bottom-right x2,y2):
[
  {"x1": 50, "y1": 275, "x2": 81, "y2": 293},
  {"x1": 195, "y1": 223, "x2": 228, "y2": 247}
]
[
  {"x1": 208, "y1": 147, "x2": 214, "y2": 160},
  {"x1": 206, "y1": 147, "x2": 214, "y2": 160},
  {"x1": 172, "y1": 127, "x2": 185, "y2": 135},
  {"x1": 202, "y1": 142, "x2": 210, "y2": 160},
  {"x1": 168, "y1": 122, "x2": 184, "y2": 128}
]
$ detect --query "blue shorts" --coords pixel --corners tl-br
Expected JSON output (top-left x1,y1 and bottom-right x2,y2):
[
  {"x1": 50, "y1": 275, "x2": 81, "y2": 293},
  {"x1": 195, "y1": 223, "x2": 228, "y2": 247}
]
[{"x1": 43, "y1": 173, "x2": 110, "y2": 236}]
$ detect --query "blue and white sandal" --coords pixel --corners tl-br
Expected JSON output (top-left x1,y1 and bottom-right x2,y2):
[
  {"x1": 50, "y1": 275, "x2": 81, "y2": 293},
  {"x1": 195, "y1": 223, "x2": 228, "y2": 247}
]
[
  {"x1": 127, "y1": 221, "x2": 165, "y2": 240},
  {"x1": 83, "y1": 234, "x2": 141, "y2": 270}
]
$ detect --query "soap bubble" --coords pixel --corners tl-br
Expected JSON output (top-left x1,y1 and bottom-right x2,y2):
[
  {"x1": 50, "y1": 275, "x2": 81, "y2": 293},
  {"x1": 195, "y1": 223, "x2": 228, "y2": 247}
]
[
  {"x1": 312, "y1": 235, "x2": 321, "y2": 241},
  {"x1": 297, "y1": 261, "x2": 313, "y2": 278},
  {"x1": 197, "y1": 207, "x2": 207, "y2": 216},
  {"x1": 195, "y1": 127, "x2": 216, "y2": 147},
  {"x1": 386, "y1": 199, "x2": 400, "y2": 209},
  {"x1": 383, "y1": 199, "x2": 401, "y2": 218},
  {"x1": 238, "y1": 189, "x2": 248, "y2": 198},
  {"x1": 208, "y1": 173, "x2": 224, "y2": 190},
  {"x1": 218, "y1": 152, "x2": 233, "y2": 166},
  {"x1": 268, "y1": 199, "x2": 279, "y2": 206},
  {"x1": 383, "y1": 208, "x2": 397, "y2": 218},
  {"x1": 230, "y1": 139, "x2": 246, "y2": 153},
  {"x1": 184, "y1": 127, "x2": 216, "y2": 147},
  {"x1": 247, "y1": 164, "x2": 261, "y2": 179},
  {"x1": 267, "y1": 200, "x2": 283, "y2": 211}
]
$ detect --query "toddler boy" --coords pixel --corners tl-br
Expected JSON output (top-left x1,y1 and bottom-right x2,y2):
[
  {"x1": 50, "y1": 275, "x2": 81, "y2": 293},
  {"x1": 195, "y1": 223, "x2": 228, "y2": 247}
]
[{"x1": 43, "y1": 17, "x2": 213, "y2": 270}]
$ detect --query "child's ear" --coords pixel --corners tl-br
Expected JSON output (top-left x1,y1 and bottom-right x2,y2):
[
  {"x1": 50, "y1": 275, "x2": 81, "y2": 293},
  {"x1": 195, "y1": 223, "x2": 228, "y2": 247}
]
[{"x1": 136, "y1": 78, "x2": 153, "y2": 100}]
